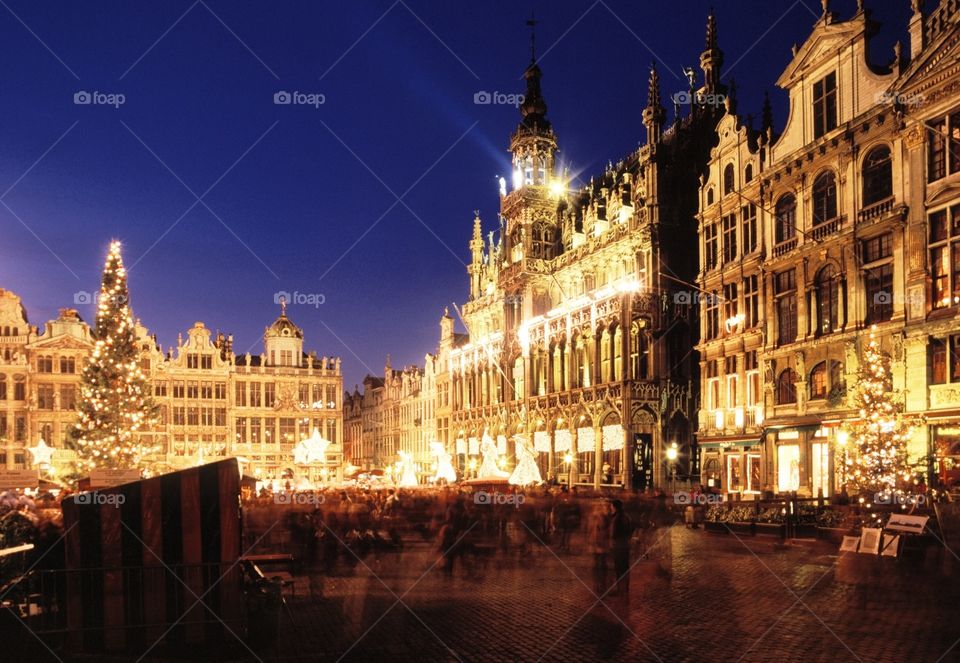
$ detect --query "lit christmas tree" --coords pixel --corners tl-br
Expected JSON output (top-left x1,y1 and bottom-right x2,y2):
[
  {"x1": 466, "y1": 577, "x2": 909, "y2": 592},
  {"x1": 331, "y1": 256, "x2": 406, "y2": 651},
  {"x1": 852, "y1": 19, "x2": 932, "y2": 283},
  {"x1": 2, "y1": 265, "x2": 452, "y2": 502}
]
[
  {"x1": 840, "y1": 326, "x2": 914, "y2": 496},
  {"x1": 69, "y1": 241, "x2": 158, "y2": 476}
]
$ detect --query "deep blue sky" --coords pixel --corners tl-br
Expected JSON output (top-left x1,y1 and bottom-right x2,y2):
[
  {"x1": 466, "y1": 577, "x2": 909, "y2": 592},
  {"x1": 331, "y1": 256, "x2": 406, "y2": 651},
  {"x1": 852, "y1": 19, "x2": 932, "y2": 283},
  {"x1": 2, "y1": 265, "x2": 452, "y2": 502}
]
[{"x1": 0, "y1": 0, "x2": 912, "y2": 389}]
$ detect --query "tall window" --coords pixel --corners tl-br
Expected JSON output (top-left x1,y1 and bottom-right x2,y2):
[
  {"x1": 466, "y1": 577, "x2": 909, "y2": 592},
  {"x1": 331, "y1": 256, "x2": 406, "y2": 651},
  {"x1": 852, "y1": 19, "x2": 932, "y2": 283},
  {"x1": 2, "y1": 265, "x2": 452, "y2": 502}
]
[
  {"x1": 777, "y1": 368, "x2": 797, "y2": 404},
  {"x1": 705, "y1": 223, "x2": 718, "y2": 269},
  {"x1": 722, "y1": 213, "x2": 737, "y2": 263},
  {"x1": 723, "y1": 283, "x2": 738, "y2": 332},
  {"x1": 775, "y1": 269, "x2": 797, "y2": 345},
  {"x1": 705, "y1": 292, "x2": 720, "y2": 340},
  {"x1": 775, "y1": 194, "x2": 797, "y2": 244},
  {"x1": 862, "y1": 145, "x2": 892, "y2": 206},
  {"x1": 813, "y1": 72, "x2": 837, "y2": 138},
  {"x1": 809, "y1": 362, "x2": 828, "y2": 399},
  {"x1": 930, "y1": 205, "x2": 960, "y2": 309},
  {"x1": 60, "y1": 385, "x2": 76, "y2": 410},
  {"x1": 863, "y1": 231, "x2": 894, "y2": 323},
  {"x1": 0, "y1": 374, "x2": 6, "y2": 400},
  {"x1": 59, "y1": 357, "x2": 76, "y2": 373},
  {"x1": 38, "y1": 384, "x2": 55, "y2": 410},
  {"x1": 744, "y1": 275, "x2": 760, "y2": 328},
  {"x1": 723, "y1": 163, "x2": 735, "y2": 195},
  {"x1": 815, "y1": 265, "x2": 839, "y2": 335},
  {"x1": 928, "y1": 111, "x2": 960, "y2": 183},
  {"x1": 812, "y1": 172, "x2": 837, "y2": 225},
  {"x1": 37, "y1": 356, "x2": 53, "y2": 373},
  {"x1": 742, "y1": 203, "x2": 757, "y2": 254},
  {"x1": 745, "y1": 164, "x2": 753, "y2": 183},
  {"x1": 930, "y1": 335, "x2": 960, "y2": 384}
]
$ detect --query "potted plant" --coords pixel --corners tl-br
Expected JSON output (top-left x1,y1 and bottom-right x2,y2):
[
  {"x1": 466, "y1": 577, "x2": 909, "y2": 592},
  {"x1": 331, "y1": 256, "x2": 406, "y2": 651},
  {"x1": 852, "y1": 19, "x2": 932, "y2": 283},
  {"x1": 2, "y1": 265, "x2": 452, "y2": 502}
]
[
  {"x1": 815, "y1": 508, "x2": 848, "y2": 542},
  {"x1": 724, "y1": 505, "x2": 756, "y2": 536},
  {"x1": 703, "y1": 505, "x2": 728, "y2": 533},
  {"x1": 755, "y1": 506, "x2": 786, "y2": 537}
]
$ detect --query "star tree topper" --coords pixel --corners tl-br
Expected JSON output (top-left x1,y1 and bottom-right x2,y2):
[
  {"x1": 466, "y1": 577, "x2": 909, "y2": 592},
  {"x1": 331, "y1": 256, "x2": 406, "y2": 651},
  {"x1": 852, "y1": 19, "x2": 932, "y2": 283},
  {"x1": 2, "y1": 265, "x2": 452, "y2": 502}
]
[{"x1": 27, "y1": 438, "x2": 55, "y2": 466}]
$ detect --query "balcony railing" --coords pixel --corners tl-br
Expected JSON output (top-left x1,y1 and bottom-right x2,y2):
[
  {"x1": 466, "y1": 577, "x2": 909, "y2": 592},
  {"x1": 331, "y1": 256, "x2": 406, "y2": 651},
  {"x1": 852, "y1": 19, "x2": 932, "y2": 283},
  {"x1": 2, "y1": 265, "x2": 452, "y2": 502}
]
[
  {"x1": 772, "y1": 237, "x2": 797, "y2": 257},
  {"x1": 810, "y1": 216, "x2": 844, "y2": 241},
  {"x1": 857, "y1": 197, "x2": 894, "y2": 224}
]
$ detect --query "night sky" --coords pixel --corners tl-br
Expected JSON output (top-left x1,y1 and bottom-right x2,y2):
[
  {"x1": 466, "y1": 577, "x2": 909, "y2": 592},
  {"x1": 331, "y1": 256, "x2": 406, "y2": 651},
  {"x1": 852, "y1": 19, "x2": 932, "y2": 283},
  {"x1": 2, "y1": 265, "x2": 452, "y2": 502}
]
[{"x1": 0, "y1": 0, "x2": 912, "y2": 389}]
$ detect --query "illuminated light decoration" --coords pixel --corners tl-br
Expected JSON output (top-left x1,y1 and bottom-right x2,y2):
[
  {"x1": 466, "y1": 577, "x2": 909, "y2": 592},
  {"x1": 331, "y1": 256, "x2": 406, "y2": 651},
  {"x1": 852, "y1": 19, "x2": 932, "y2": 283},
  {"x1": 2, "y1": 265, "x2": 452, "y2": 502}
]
[
  {"x1": 455, "y1": 438, "x2": 467, "y2": 455},
  {"x1": 615, "y1": 278, "x2": 642, "y2": 293},
  {"x1": 715, "y1": 409, "x2": 724, "y2": 430},
  {"x1": 468, "y1": 436, "x2": 480, "y2": 455},
  {"x1": 397, "y1": 450, "x2": 418, "y2": 487},
  {"x1": 496, "y1": 434, "x2": 508, "y2": 454},
  {"x1": 429, "y1": 441, "x2": 457, "y2": 483},
  {"x1": 548, "y1": 179, "x2": 566, "y2": 198},
  {"x1": 512, "y1": 169, "x2": 523, "y2": 190},
  {"x1": 554, "y1": 429, "x2": 572, "y2": 453},
  {"x1": 602, "y1": 425, "x2": 624, "y2": 451},
  {"x1": 533, "y1": 430, "x2": 551, "y2": 452},
  {"x1": 508, "y1": 435, "x2": 542, "y2": 485},
  {"x1": 27, "y1": 438, "x2": 55, "y2": 466},
  {"x1": 754, "y1": 406, "x2": 765, "y2": 425},
  {"x1": 836, "y1": 326, "x2": 921, "y2": 494},
  {"x1": 69, "y1": 241, "x2": 159, "y2": 477},
  {"x1": 576, "y1": 427, "x2": 595, "y2": 453},
  {"x1": 734, "y1": 407, "x2": 745, "y2": 429},
  {"x1": 292, "y1": 428, "x2": 330, "y2": 465},
  {"x1": 725, "y1": 312, "x2": 745, "y2": 334},
  {"x1": 498, "y1": 176, "x2": 507, "y2": 197},
  {"x1": 478, "y1": 430, "x2": 508, "y2": 478}
]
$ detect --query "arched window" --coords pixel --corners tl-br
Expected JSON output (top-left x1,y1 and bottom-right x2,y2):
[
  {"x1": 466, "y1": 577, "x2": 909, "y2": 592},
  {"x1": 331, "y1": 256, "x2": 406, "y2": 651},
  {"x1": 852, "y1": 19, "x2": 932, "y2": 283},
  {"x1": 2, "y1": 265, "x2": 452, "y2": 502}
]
[
  {"x1": 612, "y1": 325, "x2": 623, "y2": 381},
  {"x1": 744, "y1": 164, "x2": 753, "y2": 183},
  {"x1": 0, "y1": 374, "x2": 6, "y2": 400},
  {"x1": 775, "y1": 194, "x2": 797, "y2": 243},
  {"x1": 777, "y1": 368, "x2": 797, "y2": 404},
  {"x1": 809, "y1": 362, "x2": 828, "y2": 399},
  {"x1": 707, "y1": 187, "x2": 714, "y2": 205},
  {"x1": 599, "y1": 328, "x2": 611, "y2": 383},
  {"x1": 723, "y1": 164, "x2": 735, "y2": 195},
  {"x1": 812, "y1": 171, "x2": 837, "y2": 225},
  {"x1": 862, "y1": 145, "x2": 892, "y2": 206},
  {"x1": 815, "y1": 265, "x2": 839, "y2": 335}
]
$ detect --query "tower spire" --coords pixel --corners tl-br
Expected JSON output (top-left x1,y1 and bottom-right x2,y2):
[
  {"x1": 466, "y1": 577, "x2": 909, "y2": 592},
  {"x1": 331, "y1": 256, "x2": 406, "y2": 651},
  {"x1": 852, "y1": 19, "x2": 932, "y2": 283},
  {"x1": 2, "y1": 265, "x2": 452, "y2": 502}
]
[
  {"x1": 527, "y1": 10, "x2": 538, "y2": 63},
  {"x1": 700, "y1": 8, "x2": 724, "y2": 94},
  {"x1": 642, "y1": 63, "x2": 665, "y2": 146}
]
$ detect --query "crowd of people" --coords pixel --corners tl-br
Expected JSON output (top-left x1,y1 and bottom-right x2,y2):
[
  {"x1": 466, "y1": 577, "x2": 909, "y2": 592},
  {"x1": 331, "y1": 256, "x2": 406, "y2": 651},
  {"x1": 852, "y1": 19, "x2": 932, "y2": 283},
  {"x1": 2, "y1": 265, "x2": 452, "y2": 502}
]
[{"x1": 242, "y1": 484, "x2": 679, "y2": 597}]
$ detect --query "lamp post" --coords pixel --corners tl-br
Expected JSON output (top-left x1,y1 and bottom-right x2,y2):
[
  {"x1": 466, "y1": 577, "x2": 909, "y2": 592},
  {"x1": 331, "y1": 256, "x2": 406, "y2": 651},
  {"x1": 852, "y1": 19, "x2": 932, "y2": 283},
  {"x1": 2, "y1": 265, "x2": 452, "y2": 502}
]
[
  {"x1": 564, "y1": 452, "x2": 574, "y2": 486},
  {"x1": 666, "y1": 442, "x2": 678, "y2": 494}
]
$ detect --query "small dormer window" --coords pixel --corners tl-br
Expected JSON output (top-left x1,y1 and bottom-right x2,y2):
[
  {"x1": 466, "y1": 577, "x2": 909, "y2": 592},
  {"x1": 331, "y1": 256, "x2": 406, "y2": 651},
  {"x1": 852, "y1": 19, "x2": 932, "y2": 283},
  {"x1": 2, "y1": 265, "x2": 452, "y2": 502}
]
[{"x1": 813, "y1": 72, "x2": 837, "y2": 138}]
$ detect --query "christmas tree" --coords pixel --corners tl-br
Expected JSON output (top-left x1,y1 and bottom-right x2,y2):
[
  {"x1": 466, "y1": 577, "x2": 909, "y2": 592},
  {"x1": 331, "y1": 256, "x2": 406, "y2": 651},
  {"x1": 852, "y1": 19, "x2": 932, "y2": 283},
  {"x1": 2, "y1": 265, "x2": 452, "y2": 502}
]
[
  {"x1": 841, "y1": 326, "x2": 914, "y2": 495},
  {"x1": 70, "y1": 241, "x2": 158, "y2": 475}
]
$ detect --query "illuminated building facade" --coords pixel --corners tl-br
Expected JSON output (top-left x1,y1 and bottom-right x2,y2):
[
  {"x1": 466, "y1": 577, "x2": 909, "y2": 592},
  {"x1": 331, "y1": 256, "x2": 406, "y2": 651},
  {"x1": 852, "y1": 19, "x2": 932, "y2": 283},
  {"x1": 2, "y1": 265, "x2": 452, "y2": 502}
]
[
  {"x1": 696, "y1": 0, "x2": 960, "y2": 496},
  {"x1": 0, "y1": 289, "x2": 343, "y2": 480}
]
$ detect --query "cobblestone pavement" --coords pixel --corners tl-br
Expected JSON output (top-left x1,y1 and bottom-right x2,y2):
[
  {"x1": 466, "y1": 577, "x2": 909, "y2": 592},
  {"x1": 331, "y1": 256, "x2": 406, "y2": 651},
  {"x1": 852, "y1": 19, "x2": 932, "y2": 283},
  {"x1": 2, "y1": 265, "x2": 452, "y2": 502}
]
[{"x1": 251, "y1": 525, "x2": 960, "y2": 663}]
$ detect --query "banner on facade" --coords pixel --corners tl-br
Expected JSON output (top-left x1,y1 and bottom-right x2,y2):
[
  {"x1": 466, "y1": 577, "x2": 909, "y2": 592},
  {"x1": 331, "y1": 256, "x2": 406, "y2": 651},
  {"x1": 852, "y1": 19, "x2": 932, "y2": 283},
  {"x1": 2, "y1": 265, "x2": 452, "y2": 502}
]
[
  {"x1": 533, "y1": 431, "x2": 551, "y2": 452},
  {"x1": 553, "y1": 429, "x2": 571, "y2": 453},
  {"x1": 496, "y1": 434, "x2": 507, "y2": 454},
  {"x1": 468, "y1": 437, "x2": 479, "y2": 455},
  {"x1": 602, "y1": 424, "x2": 624, "y2": 451},
  {"x1": 577, "y1": 427, "x2": 595, "y2": 453},
  {"x1": 456, "y1": 438, "x2": 466, "y2": 455}
]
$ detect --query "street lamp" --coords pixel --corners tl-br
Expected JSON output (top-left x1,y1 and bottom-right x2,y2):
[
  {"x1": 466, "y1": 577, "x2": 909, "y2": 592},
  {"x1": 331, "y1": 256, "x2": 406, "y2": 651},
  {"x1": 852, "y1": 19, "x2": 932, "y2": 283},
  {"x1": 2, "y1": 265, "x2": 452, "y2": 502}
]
[
  {"x1": 564, "y1": 452, "x2": 574, "y2": 486},
  {"x1": 666, "y1": 442, "x2": 679, "y2": 493}
]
